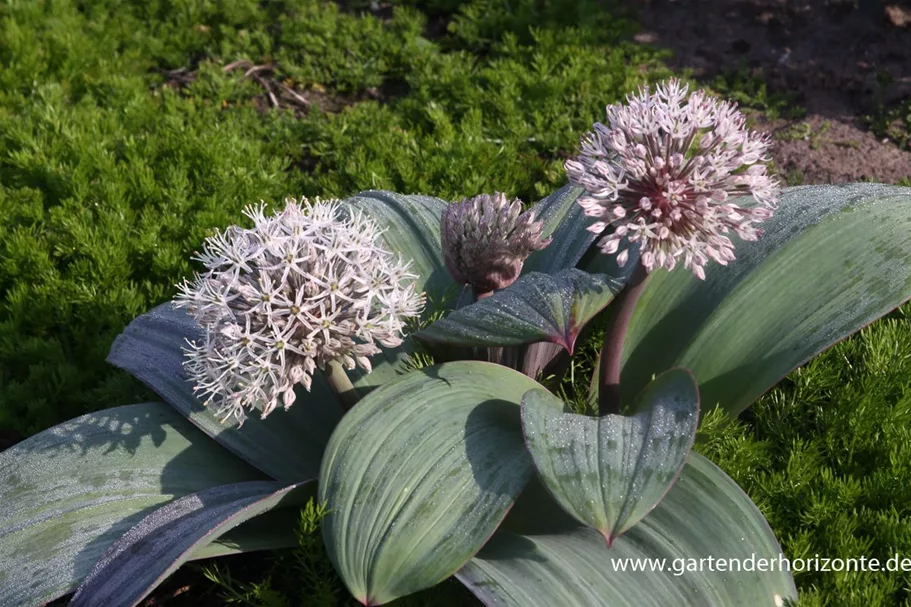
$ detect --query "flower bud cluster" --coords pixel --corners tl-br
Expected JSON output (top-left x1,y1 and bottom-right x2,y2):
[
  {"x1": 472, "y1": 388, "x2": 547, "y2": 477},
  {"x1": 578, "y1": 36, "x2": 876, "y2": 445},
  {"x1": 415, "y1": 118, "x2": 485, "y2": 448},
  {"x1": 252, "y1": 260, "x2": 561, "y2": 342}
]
[{"x1": 441, "y1": 192, "x2": 551, "y2": 293}]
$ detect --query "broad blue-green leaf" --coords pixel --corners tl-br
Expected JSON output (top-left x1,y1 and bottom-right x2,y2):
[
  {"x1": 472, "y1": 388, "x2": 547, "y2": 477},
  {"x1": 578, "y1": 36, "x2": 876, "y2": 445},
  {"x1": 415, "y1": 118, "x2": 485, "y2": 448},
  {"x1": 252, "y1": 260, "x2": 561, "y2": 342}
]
[
  {"x1": 0, "y1": 403, "x2": 264, "y2": 607},
  {"x1": 518, "y1": 341, "x2": 566, "y2": 381},
  {"x1": 319, "y1": 361, "x2": 542, "y2": 605},
  {"x1": 456, "y1": 453, "x2": 797, "y2": 606},
  {"x1": 107, "y1": 302, "x2": 343, "y2": 482},
  {"x1": 71, "y1": 481, "x2": 312, "y2": 607},
  {"x1": 342, "y1": 190, "x2": 457, "y2": 303},
  {"x1": 416, "y1": 269, "x2": 621, "y2": 354},
  {"x1": 621, "y1": 183, "x2": 911, "y2": 417},
  {"x1": 521, "y1": 369, "x2": 699, "y2": 546},
  {"x1": 523, "y1": 185, "x2": 593, "y2": 274}
]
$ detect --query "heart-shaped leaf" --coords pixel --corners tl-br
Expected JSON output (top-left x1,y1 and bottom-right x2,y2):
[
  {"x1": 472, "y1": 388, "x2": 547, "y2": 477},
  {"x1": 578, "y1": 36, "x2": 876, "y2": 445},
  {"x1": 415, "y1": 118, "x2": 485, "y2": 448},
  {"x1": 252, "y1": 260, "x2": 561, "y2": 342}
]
[
  {"x1": 456, "y1": 452, "x2": 797, "y2": 606},
  {"x1": 521, "y1": 368, "x2": 699, "y2": 545},
  {"x1": 0, "y1": 403, "x2": 264, "y2": 607},
  {"x1": 319, "y1": 361, "x2": 542, "y2": 605},
  {"x1": 619, "y1": 183, "x2": 911, "y2": 417},
  {"x1": 416, "y1": 269, "x2": 621, "y2": 354},
  {"x1": 523, "y1": 185, "x2": 593, "y2": 274},
  {"x1": 71, "y1": 480, "x2": 313, "y2": 607}
]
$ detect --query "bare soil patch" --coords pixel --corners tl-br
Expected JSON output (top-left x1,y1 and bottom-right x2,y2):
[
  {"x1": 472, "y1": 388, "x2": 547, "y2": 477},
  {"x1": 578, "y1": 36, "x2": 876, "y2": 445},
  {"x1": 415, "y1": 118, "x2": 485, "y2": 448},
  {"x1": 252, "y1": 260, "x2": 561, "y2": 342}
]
[{"x1": 625, "y1": 0, "x2": 911, "y2": 183}]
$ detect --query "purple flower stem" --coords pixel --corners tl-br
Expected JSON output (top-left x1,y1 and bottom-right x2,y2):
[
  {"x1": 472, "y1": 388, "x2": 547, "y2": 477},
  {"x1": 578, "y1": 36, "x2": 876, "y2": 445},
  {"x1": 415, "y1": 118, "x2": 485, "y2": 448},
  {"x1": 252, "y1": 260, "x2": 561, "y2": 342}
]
[
  {"x1": 598, "y1": 263, "x2": 650, "y2": 416},
  {"x1": 325, "y1": 360, "x2": 360, "y2": 412},
  {"x1": 473, "y1": 287, "x2": 494, "y2": 301}
]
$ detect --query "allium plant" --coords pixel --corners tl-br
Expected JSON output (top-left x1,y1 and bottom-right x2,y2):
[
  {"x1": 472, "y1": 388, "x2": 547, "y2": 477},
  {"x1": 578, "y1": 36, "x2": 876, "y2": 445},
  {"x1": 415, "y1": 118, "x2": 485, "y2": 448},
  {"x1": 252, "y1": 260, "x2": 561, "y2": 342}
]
[{"x1": 4, "y1": 81, "x2": 911, "y2": 607}]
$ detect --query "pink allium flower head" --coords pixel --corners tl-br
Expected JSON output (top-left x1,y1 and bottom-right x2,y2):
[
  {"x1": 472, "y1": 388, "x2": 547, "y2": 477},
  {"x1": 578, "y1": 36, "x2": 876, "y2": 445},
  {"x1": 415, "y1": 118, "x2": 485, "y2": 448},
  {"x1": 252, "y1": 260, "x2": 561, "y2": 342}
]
[
  {"x1": 441, "y1": 192, "x2": 551, "y2": 292},
  {"x1": 175, "y1": 197, "x2": 425, "y2": 424},
  {"x1": 564, "y1": 79, "x2": 780, "y2": 280}
]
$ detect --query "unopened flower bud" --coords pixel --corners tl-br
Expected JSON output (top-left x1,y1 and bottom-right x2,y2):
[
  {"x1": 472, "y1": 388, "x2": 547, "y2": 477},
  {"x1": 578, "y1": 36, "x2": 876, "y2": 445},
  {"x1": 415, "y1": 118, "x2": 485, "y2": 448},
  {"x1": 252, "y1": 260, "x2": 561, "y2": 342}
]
[{"x1": 441, "y1": 192, "x2": 552, "y2": 293}]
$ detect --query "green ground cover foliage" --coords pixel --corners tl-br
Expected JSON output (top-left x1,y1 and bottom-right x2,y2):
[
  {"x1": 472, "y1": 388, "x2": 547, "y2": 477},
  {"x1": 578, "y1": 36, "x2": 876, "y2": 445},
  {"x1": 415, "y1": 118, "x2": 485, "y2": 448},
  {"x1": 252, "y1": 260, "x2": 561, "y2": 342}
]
[{"x1": 2, "y1": 0, "x2": 911, "y2": 604}]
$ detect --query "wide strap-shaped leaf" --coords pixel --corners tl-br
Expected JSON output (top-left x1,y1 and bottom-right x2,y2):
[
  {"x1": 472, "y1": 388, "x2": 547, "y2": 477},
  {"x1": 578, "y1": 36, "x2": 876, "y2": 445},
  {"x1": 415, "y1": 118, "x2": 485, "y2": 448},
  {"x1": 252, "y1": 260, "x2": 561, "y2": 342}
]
[
  {"x1": 521, "y1": 368, "x2": 699, "y2": 545},
  {"x1": 456, "y1": 452, "x2": 797, "y2": 606},
  {"x1": 71, "y1": 480, "x2": 313, "y2": 607},
  {"x1": 0, "y1": 403, "x2": 265, "y2": 607},
  {"x1": 342, "y1": 190, "x2": 457, "y2": 303},
  {"x1": 620, "y1": 183, "x2": 911, "y2": 417},
  {"x1": 108, "y1": 191, "x2": 456, "y2": 479},
  {"x1": 319, "y1": 361, "x2": 542, "y2": 605},
  {"x1": 523, "y1": 185, "x2": 593, "y2": 274},
  {"x1": 107, "y1": 302, "x2": 343, "y2": 482},
  {"x1": 416, "y1": 270, "x2": 621, "y2": 355}
]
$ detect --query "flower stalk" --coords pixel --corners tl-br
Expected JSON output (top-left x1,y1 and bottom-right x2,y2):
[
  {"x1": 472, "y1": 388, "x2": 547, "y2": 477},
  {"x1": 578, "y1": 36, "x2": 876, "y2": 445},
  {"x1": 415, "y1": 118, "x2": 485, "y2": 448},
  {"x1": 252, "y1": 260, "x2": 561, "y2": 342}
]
[
  {"x1": 597, "y1": 263, "x2": 649, "y2": 415},
  {"x1": 325, "y1": 360, "x2": 360, "y2": 411}
]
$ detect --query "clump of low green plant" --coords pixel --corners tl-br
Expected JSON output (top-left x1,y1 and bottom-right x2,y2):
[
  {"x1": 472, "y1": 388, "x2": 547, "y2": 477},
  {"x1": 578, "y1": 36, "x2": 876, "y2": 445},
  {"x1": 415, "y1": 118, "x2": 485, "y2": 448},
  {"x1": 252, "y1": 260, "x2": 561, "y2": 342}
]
[
  {"x1": 200, "y1": 499, "x2": 340, "y2": 607},
  {"x1": 869, "y1": 98, "x2": 911, "y2": 151},
  {"x1": 864, "y1": 69, "x2": 910, "y2": 151},
  {"x1": 776, "y1": 120, "x2": 831, "y2": 150}
]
